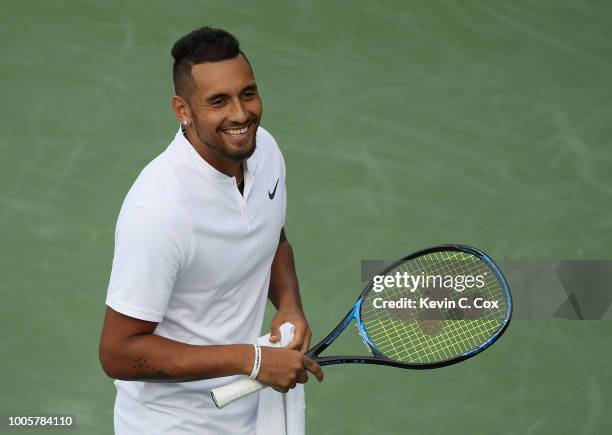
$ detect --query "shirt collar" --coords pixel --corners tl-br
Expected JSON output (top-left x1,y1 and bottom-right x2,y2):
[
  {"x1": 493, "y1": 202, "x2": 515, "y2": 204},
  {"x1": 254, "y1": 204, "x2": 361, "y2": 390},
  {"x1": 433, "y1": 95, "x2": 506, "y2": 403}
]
[{"x1": 172, "y1": 127, "x2": 259, "y2": 185}]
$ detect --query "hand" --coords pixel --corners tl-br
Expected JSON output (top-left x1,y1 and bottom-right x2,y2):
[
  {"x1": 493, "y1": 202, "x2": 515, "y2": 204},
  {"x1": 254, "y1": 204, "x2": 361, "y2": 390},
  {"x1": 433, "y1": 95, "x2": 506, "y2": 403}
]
[
  {"x1": 269, "y1": 307, "x2": 312, "y2": 353},
  {"x1": 257, "y1": 347, "x2": 324, "y2": 393}
]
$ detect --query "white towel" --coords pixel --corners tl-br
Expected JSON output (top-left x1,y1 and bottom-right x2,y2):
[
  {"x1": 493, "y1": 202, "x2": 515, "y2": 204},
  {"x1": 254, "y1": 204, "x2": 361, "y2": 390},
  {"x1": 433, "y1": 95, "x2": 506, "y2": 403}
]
[{"x1": 255, "y1": 322, "x2": 305, "y2": 435}]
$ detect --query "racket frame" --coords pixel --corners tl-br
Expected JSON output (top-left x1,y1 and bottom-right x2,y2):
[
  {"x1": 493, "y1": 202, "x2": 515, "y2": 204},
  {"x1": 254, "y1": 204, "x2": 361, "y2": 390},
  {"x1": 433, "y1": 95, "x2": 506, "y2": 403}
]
[{"x1": 306, "y1": 244, "x2": 512, "y2": 369}]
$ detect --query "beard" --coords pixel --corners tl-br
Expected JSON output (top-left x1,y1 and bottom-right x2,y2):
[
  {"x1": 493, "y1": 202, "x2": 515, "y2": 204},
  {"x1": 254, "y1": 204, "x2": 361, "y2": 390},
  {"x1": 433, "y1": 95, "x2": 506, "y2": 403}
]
[{"x1": 192, "y1": 119, "x2": 258, "y2": 162}]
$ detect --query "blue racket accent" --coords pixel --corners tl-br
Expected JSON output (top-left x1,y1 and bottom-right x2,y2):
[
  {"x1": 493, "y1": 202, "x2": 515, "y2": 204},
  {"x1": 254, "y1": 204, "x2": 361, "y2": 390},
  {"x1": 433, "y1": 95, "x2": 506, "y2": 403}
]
[
  {"x1": 354, "y1": 299, "x2": 377, "y2": 354},
  {"x1": 323, "y1": 308, "x2": 355, "y2": 347}
]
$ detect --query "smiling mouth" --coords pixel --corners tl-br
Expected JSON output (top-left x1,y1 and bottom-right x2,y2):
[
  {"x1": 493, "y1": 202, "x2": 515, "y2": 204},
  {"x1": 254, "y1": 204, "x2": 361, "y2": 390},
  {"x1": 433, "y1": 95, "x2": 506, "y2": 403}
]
[{"x1": 220, "y1": 124, "x2": 251, "y2": 138}]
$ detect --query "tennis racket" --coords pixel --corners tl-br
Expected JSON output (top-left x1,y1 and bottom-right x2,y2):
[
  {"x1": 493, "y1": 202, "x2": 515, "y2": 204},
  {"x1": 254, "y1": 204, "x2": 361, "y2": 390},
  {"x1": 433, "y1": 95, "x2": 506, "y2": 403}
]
[{"x1": 211, "y1": 244, "x2": 512, "y2": 409}]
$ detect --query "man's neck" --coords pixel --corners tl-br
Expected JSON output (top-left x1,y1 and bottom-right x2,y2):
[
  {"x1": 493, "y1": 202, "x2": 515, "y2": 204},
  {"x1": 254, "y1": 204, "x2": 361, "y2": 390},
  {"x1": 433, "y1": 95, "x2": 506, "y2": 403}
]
[{"x1": 183, "y1": 128, "x2": 244, "y2": 183}]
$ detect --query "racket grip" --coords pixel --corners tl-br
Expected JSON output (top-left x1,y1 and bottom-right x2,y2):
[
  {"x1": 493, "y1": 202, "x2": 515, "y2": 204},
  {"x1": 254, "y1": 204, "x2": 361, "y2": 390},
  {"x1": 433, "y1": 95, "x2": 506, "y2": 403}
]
[{"x1": 211, "y1": 377, "x2": 267, "y2": 409}]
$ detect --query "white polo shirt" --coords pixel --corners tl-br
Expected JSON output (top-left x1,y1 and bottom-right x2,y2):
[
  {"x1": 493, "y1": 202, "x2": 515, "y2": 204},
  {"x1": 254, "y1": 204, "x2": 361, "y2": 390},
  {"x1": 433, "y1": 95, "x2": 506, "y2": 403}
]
[{"x1": 106, "y1": 126, "x2": 286, "y2": 435}]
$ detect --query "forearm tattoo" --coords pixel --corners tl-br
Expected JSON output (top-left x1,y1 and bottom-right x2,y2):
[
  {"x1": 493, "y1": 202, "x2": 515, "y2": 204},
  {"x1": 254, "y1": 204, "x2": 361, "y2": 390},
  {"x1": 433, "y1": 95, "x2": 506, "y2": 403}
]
[{"x1": 130, "y1": 355, "x2": 171, "y2": 380}]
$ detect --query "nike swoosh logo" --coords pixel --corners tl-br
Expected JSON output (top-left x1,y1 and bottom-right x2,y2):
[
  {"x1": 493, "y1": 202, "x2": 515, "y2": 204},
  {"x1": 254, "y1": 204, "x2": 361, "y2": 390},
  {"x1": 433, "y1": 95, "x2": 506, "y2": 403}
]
[{"x1": 268, "y1": 178, "x2": 279, "y2": 200}]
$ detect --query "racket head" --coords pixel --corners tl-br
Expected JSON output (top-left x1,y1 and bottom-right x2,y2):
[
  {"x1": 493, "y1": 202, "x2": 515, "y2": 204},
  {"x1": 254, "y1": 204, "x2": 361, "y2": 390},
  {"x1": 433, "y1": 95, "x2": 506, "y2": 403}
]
[{"x1": 313, "y1": 245, "x2": 511, "y2": 369}]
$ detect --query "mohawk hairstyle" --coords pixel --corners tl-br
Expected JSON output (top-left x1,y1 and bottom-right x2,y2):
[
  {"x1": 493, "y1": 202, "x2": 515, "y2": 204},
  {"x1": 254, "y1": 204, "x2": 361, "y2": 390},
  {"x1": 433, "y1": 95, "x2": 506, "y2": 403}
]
[{"x1": 171, "y1": 26, "x2": 245, "y2": 98}]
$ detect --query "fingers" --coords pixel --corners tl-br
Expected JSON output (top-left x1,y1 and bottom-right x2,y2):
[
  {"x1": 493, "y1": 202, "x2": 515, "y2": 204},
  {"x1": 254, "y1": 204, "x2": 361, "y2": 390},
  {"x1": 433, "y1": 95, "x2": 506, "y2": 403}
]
[
  {"x1": 300, "y1": 328, "x2": 312, "y2": 353},
  {"x1": 272, "y1": 385, "x2": 289, "y2": 394},
  {"x1": 288, "y1": 323, "x2": 312, "y2": 352},
  {"x1": 296, "y1": 368, "x2": 308, "y2": 385},
  {"x1": 276, "y1": 370, "x2": 306, "y2": 393},
  {"x1": 260, "y1": 348, "x2": 320, "y2": 393},
  {"x1": 269, "y1": 323, "x2": 281, "y2": 343},
  {"x1": 287, "y1": 325, "x2": 303, "y2": 350},
  {"x1": 303, "y1": 356, "x2": 324, "y2": 382}
]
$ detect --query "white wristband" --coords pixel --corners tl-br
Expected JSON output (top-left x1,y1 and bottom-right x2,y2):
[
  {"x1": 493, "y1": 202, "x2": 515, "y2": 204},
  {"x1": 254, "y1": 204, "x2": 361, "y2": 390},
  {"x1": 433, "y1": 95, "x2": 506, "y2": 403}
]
[{"x1": 248, "y1": 343, "x2": 262, "y2": 379}]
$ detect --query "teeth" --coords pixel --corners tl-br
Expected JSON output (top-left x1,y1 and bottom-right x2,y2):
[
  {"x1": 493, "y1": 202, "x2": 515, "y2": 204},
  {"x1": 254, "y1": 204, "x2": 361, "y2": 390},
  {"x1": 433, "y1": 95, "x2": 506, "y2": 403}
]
[{"x1": 223, "y1": 126, "x2": 248, "y2": 136}]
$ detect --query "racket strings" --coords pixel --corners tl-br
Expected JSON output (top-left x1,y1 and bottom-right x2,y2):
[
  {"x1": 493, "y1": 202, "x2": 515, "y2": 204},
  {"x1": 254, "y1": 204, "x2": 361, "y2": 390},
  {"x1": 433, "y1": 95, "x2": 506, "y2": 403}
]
[{"x1": 361, "y1": 250, "x2": 507, "y2": 364}]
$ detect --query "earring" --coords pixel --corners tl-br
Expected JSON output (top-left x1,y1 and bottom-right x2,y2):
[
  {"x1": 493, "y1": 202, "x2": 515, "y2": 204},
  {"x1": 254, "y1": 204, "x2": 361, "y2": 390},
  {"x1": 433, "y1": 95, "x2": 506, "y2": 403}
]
[{"x1": 182, "y1": 120, "x2": 190, "y2": 127}]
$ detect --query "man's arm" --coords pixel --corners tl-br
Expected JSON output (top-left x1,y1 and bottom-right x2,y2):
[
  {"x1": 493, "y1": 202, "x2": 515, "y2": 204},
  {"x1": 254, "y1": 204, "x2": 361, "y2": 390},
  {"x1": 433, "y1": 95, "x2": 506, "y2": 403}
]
[
  {"x1": 267, "y1": 228, "x2": 313, "y2": 353},
  {"x1": 99, "y1": 306, "x2": 252, "y2": 381},
  {"x1": 99, "y1": 306, "x2": 323, "y2": 390}
]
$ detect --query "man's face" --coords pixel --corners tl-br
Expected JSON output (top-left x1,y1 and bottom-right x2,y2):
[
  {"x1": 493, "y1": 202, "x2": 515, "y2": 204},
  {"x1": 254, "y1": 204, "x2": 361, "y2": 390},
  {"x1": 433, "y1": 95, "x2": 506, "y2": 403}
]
[{"x1": 187, "y1": 54, "x2": 262, "y2": 162}]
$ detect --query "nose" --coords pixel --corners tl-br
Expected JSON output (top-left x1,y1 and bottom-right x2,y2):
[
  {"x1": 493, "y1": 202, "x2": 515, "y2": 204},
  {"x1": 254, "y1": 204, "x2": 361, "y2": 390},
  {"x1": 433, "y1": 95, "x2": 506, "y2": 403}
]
[{"x1": 227, "y1": 98, "x2": 249, "y2": 125}]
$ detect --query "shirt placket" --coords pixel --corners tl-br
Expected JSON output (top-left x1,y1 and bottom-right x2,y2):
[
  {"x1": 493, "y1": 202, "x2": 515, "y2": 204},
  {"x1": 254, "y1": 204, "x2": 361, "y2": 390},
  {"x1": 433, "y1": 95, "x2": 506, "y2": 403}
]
[{"x1": 234, "y1": 171, "x2": 254, "y2": 231}]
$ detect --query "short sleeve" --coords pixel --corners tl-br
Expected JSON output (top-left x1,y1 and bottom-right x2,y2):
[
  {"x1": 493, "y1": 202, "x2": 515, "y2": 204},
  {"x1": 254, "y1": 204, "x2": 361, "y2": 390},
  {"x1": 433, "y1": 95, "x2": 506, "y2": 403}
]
[{"x1": 106, "y1": 198, "x2": 195, "y2": 322}]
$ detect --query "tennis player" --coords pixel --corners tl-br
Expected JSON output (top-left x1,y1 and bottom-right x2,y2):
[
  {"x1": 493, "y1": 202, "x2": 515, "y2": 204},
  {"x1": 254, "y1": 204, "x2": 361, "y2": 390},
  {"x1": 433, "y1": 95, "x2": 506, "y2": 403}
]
[{"x1": 99, "y1": 26, "x2": 323, "y2": 434}]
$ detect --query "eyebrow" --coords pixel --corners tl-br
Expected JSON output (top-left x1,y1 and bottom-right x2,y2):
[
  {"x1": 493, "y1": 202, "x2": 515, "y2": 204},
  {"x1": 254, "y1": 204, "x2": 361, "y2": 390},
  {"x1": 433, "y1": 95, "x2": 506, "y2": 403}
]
[{"x1": 205, "y1": 83, "x2": 258, "y2": 104}]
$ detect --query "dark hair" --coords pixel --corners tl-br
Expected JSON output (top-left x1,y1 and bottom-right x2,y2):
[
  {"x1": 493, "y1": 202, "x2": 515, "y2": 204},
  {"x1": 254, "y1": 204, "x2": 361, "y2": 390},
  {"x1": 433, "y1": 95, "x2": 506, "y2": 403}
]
[{"x1": 171, "y1": 26, "x2": 245, "y2": 98}]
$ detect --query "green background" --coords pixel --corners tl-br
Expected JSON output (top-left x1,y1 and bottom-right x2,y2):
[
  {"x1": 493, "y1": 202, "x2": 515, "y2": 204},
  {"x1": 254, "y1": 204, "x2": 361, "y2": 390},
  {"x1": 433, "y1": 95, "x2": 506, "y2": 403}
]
[{"x1": 1, "y1": 1, "x2": 611, "y2": 433}]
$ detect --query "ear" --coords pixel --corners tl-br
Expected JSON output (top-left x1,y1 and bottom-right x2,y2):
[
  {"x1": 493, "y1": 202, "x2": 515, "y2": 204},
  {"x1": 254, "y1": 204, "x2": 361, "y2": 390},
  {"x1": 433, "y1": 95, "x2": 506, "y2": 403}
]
[{"x1": 171, "y1": 95, "x2": 192, "y2": 125}]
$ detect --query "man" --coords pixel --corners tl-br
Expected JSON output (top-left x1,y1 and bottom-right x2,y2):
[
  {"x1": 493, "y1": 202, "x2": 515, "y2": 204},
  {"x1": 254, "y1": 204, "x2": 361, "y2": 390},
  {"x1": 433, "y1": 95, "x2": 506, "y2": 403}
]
[{"x1": 99, "y1": 26, "x2": 323, "y2": 434}]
